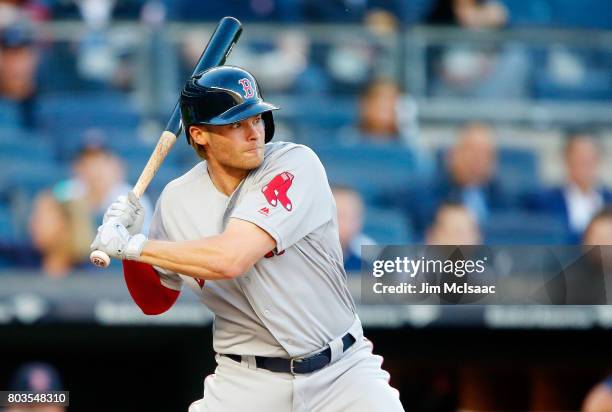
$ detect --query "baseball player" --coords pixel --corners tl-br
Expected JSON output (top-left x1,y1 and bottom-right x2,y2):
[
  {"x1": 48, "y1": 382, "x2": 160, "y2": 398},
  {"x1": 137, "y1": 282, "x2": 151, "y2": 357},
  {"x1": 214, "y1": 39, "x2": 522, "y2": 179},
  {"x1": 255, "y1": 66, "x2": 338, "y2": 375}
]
[{"x1": 91, "y1": 65, "x2": 404, "y2": 412}]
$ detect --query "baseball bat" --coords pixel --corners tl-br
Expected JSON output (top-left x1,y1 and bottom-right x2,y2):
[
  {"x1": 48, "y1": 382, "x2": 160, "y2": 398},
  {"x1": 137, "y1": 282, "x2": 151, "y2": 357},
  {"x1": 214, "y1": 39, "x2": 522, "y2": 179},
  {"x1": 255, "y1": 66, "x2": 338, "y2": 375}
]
[{"x1": 90, "y1": 16, "x2": 243, "y2": 268}]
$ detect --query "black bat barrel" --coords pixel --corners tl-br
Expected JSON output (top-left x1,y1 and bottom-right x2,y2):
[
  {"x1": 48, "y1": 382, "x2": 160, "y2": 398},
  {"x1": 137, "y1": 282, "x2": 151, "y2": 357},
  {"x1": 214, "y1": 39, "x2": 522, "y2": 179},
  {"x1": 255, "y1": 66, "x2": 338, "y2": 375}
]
[{"x1": 165, "y1": 16, "x2": 243, "y2": 136}]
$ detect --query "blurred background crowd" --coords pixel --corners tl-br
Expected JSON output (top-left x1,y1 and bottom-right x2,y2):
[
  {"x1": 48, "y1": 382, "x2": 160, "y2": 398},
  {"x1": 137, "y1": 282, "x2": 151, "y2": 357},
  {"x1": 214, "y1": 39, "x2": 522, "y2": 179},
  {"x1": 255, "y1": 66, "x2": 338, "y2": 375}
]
[
  {"x1": 0, "y1": 0, "x2": 612, "y2": 410},
  {"x1": 1, "y1": 0, "x2": 612, "y2": 276}
]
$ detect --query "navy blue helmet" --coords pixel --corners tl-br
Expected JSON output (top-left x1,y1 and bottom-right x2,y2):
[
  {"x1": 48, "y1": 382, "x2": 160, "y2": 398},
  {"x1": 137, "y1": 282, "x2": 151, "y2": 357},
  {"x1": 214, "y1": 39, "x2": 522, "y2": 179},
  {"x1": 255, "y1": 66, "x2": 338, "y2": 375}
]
[{"x1": 180, "y1": 65, "x2": 278, "y2": 143}]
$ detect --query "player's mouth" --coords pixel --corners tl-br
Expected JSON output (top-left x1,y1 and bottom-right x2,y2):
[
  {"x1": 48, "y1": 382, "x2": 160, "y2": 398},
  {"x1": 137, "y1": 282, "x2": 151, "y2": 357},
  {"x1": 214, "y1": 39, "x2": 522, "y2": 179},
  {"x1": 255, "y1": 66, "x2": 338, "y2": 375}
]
[{"x1": 245, "y1": 146, "x2": 263, "y2": 153}]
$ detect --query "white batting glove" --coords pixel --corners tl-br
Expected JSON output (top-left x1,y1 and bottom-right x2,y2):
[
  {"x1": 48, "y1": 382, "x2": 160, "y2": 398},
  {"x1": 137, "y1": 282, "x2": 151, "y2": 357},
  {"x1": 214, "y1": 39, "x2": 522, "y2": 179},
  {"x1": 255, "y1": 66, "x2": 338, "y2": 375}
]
[
  {"x1": 90, "y1": 221, "x2": 147, "y2": 261},
  {"x1": 103, "y1": 191, "x2": 144, "y2": 235}
]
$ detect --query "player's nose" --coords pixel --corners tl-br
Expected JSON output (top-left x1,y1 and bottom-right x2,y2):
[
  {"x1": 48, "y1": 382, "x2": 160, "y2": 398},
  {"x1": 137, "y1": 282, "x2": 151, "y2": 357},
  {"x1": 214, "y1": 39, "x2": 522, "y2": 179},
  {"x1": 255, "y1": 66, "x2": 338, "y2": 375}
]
[{"x1": 245, "y1": 117, "x2": 264, "y2": 141}]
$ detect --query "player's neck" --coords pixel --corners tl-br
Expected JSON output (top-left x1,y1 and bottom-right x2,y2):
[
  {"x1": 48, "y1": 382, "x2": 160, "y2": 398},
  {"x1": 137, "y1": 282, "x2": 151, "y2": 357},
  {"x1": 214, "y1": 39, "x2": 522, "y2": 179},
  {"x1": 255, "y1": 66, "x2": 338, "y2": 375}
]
[{"x1": 206, "y1": 162, "x2": 248, "y2": 196}]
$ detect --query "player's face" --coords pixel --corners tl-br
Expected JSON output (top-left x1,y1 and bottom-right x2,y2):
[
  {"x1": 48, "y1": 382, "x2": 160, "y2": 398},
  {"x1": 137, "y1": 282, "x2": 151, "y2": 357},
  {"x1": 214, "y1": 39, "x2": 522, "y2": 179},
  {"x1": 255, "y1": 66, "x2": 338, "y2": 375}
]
[{"x1": 194, "y1": 114, "x2": 266, "y2": 171}]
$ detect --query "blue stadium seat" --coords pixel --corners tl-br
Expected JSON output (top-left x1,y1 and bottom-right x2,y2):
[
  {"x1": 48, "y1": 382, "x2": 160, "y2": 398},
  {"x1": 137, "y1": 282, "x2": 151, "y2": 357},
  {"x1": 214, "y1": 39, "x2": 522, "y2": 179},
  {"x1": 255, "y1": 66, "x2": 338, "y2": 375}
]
[
  {"x1": 497, "y1": 148, "x2": 538, "y2": 204},
  {"x1": 0, "y1": 128, "x2": 51, "y2": 144},
  {"x1": 37, "y1": 92, "x2": 140, "y2": 133},
  {"x1": 0, "y1": 203, "x2": 15, "y2": 243},
  {"x1": 166, "y1": 0, "x2": 300, "y2": 22},
  {"x1": 49, "y1": 0, "x2": 145, "y2": 19},
  {"x1": 280, "y1": 96, "x2": 357, "y2": 130},
  {"x1": 550, "y1": 0, "x2": 612, "y2": 29},
  {"x1": 533, "y1": 66, "x2": 612, "y2": 101},
  {"x1": 483, "y1": 211, "x2": 570, "y2": 244},
  {"x1": 112, "y1": 143, "x2": 155, "y2": 165},
  {"x1": 127, "y1": 162, "x2": 189, "y2": 203},
  {"x1": 304, "y1": 0, "x2": 434, "y2": 24},
  {"x1": 0, "y1": 100, "x2": 21, "y2": 129},
  {"x1": 0, "y1": 138, "x2": 55, "y2": 164},
  {"x1": 364, "y1": 206, "x2": 413, "y2": 244},
  {"x1": 49, "y1": 127, "x2": 141, "y2": 161},
  {"x1": 0, "y1": 158, "x2": 68, "y2": 199},
  {"x1": 435, "y1": 147, "x2": 538, "y2": 206},
  {"x1": 505, "y1": 0, "x2": 612, "y2": 29},
  {"x1": 314, "y1": 143, "x2": 417, "y2": 203},
  {"x1": 109, "y1": 136, "x2": 196, "y2": 168},
  {"x1": 502, "y1": 0, "x2": 554, "y2": 27}
]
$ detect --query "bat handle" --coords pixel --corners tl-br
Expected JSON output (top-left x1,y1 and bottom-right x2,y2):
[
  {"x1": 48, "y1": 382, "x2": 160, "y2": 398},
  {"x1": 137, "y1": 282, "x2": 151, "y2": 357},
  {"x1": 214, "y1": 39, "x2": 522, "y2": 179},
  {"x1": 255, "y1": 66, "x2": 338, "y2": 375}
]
[{"x1": 90, "y1": 216, "x2": 118, "y2": 269}]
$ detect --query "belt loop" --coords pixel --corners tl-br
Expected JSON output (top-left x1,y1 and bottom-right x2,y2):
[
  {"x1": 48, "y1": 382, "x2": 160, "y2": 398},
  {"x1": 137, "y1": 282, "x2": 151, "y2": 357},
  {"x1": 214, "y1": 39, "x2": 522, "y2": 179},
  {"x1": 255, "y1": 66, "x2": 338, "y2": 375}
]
[
  {"x1": 244, "y1": 355, "x2": 257, "y2": 370},
  {"x1": 348, "y1": 315, "x2": 364, "y2": 342},
  {"x1": 328, "y1": 335, "x2": 344, "y2": 364}
]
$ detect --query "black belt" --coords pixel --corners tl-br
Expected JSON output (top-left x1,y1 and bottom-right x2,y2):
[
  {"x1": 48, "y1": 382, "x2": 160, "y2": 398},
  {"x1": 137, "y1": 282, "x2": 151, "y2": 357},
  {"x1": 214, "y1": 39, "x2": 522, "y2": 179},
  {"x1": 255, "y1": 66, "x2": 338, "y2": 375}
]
[{"x1": 223, "y1": 332, "x2": 356, "y2": 375}]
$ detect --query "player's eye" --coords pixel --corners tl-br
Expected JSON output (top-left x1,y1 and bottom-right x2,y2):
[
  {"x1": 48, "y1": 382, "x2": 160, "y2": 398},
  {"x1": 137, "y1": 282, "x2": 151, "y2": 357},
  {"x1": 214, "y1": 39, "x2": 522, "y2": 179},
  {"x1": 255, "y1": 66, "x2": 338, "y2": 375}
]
[
  {"x1": 230, "y1": 121, "x2": 241, "y2": 129},
  {"x1": 253, "y1": 115, "x2": 262, "y2": 124}
]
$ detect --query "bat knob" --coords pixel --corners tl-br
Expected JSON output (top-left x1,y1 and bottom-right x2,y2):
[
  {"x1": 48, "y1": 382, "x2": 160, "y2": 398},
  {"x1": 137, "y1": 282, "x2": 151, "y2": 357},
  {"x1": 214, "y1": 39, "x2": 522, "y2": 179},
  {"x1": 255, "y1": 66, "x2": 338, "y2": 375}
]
[{"x1": 90, "y1": 250, "x2": 111, "y2": 268}]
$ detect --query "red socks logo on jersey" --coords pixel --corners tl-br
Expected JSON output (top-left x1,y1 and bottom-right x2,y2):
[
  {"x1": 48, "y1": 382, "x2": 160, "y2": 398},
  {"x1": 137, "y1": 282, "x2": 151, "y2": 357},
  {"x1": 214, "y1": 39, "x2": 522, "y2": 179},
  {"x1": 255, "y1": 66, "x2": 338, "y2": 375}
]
[{"x1": 261, "y1": 172, "x2": 294, "y2": 211}]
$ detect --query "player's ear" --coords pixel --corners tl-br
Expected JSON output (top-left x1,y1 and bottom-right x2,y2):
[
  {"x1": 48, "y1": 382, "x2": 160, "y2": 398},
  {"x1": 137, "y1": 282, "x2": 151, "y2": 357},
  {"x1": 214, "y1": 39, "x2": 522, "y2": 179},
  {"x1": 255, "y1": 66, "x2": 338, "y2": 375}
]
[{"x1": 189, "y1": 125, "x2": 209, "y2": 146}]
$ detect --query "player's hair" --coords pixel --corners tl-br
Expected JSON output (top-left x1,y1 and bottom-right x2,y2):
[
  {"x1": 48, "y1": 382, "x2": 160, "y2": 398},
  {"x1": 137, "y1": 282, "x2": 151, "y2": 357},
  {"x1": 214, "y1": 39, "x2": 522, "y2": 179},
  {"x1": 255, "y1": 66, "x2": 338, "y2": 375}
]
[{"x1": 187, "y1": 125, "x2": 208, "y2": 160}]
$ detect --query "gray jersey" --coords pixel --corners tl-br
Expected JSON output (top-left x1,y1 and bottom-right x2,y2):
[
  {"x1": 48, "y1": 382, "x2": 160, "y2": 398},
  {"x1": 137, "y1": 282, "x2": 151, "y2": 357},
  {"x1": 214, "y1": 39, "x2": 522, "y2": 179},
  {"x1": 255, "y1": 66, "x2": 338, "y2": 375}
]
[{"x1": 149, "y1": 142, "x2": 358, "y2": 357}]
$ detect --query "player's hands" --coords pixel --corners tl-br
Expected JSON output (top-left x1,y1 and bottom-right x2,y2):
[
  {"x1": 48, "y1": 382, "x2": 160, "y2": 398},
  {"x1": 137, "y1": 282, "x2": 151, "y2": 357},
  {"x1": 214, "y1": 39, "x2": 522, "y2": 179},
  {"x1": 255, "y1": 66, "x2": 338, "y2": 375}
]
[
  {"x1": 103, "y1": 191, "x2": 144, "y2": 235},
  {"x1": 90, "y1": 221, "x2": 147, "y2": 261}
]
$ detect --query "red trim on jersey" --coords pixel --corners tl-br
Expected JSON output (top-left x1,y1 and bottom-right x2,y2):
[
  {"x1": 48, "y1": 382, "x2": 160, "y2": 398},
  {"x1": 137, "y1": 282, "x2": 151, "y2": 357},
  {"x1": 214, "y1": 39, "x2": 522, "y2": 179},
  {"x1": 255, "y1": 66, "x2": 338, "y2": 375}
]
[{"x1": 123, "y1": 261, "x2": 180, "y2": 315}]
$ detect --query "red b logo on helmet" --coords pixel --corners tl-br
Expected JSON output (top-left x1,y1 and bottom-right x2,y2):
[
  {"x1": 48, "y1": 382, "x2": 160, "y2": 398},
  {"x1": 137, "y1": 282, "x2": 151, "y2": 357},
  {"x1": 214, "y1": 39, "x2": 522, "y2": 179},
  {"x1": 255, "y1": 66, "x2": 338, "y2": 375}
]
[{"x1": 238, "y1": 78, "x2": 255, "y2": 98}]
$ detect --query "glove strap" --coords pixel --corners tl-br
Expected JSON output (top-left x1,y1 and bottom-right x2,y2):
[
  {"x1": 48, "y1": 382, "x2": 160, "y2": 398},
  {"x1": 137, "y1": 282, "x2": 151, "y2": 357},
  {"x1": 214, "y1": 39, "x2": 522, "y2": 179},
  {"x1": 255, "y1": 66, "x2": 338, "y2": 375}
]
[{"x1": 125, "y1": 234, "x2": 147, "y2": 260}]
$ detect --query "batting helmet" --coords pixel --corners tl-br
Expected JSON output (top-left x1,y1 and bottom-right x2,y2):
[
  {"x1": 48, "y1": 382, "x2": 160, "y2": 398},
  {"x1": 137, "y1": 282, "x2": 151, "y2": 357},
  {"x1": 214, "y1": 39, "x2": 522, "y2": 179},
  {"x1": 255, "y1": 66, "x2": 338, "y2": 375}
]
[{"x1": 180, "y1": 65, "x2": 278, "y2": 143}]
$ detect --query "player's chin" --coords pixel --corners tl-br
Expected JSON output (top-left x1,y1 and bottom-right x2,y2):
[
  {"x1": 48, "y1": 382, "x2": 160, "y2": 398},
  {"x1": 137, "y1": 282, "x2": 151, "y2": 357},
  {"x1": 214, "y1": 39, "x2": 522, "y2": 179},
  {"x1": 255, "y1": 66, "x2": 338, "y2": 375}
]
[{"x1": 241, "y1": 152, "x2": 264, "y2": 169}]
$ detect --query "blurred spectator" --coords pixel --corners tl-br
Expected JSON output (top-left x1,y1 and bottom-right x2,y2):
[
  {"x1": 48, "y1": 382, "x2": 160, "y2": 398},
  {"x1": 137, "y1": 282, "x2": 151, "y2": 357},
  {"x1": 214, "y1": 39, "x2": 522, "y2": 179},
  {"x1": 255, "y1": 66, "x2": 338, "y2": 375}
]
[
  {"x1": 583, "y1": 376, "x2": 612, "y2": 412},
  {"x1": 332, "y1": 186, "x2": 375, "y2": 272},
  {"x1": 530, "y1": 132, "x2": 612, "y2": 243},
  {"x1": 323, "y1": 7, "x2": 405, "y2": 93},
  {"x1": 432, "y1": 122, "x2": 504, "y2": 224},
  {"x1": 426, "y1": 202, "x2": 482, "y2": 245},
  {"x1": 7, "y1": 362, "x2": 65, "y2": 412},
  {"x1": 0, "y1": 0, "x2": 49, "y2": 22},
  {"x1": 339, "y1": 79, "x2": 423, "y2": 154},
  {"x1": 72, "y1": 0, "x2": 141, "y2": 89},
  {"x1": 364, "y1": 9, "x2": 399, "y2": 34},
  {"x1": 583, "y1": 207, "x2": 612, "y2": 246},
  {"x1": 28, "y1": 191, "x2": 93, "y2": 277},
  {"x1": 382, "y1": 122, "x2": 496, "y2": 237},
  {"x1": 54, "y1": 136, "x2": 152, "y2": 230},
  {"x1": 428, "y1": 0, "x2": 507, "y2": 27},
  {"x1": 226, "y1": 30, "x2": 329, "y2": 96},
  {"x1": 355, "y1": 79, "x2": 402, "y2": 142},
  {"x1": 427, "y1": 0, "x2": 529, "y2": 99},
  {"x1": 542, "y1": 208, "x2": 612, "y2": 306},
  {"x1": 422, "y1": 202, "x2": 491, "y2": 410},
  {"x1": 577, "y1": 208, "x2": 612, "y2": 304},
  {"x1": 0, "y1": 15, "x2": 39, "y2": 128}
]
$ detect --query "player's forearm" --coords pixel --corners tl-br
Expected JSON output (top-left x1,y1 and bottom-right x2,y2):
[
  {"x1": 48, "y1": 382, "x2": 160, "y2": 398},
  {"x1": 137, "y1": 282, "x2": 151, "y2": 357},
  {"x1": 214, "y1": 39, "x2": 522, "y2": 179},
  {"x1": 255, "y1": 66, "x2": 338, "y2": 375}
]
[{"x1": 136, "y1": 237, "x2": 246, "y2": 280}]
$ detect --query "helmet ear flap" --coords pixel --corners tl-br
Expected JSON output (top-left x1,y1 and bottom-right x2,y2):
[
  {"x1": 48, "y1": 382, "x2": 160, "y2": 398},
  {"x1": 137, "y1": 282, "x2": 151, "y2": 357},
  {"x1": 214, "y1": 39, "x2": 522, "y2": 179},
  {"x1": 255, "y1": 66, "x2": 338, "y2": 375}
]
[{"x1": 263, "y1": 111, "x2": 275, "y2": 143}]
